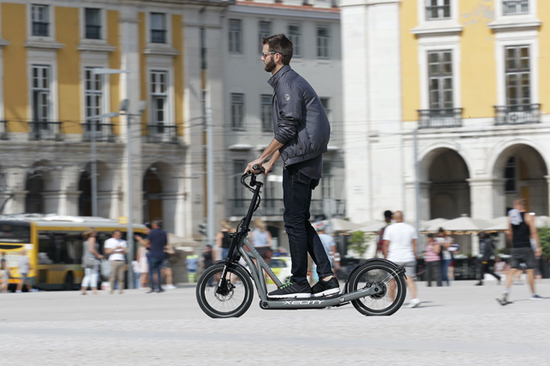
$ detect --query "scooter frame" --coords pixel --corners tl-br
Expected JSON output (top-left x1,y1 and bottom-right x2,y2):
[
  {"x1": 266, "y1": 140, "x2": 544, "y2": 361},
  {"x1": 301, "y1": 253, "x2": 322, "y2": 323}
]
[{"x1": 216, "y1": 168, "x2": 406, "y2": 311}]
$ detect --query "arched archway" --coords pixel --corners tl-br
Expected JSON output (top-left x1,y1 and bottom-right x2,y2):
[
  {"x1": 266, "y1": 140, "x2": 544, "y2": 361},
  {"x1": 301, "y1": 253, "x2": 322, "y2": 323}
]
[
  {"x1": 143, "y1": 167, "x2": 163, "y2": 223},
  {"x1": 420, "y1": 148, "x2": 471, "y2": 219},
  {"x1": 78, "y1": 162, "x2": 115, "y2": 217},
  {"x1": 143, "y1": 162, "x2": 181, "y2": 233},
  {"x1": 492, "y1": 144, "x2": 548, "y2": 215},
  {"x1": 24, "y1": 161, "x2": 57, "y2": 214}
]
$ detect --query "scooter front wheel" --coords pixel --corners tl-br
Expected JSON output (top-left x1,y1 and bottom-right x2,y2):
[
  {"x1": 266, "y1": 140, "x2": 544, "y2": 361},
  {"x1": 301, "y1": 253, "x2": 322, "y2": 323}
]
[
  {"x1": 348, "y1": 260, "x2": 407, "y2": 316},
  {"x1": 196, "y1": 263, "x2": 254, "y2": 318}
]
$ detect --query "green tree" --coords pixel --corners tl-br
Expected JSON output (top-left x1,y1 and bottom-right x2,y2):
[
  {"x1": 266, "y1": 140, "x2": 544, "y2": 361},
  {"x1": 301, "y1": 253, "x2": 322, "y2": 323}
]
[
  {"x1": 348, "y1": 231, "x2": 369, "y2": 258},
  {"x1": 538, "y1": 227, "x2": 550, "y2": 258}
]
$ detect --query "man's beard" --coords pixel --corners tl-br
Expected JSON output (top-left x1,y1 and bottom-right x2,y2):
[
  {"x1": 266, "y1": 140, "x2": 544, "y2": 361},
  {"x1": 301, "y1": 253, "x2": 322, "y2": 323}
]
[{"x1": 264, "y1": 58, "x2": 276, "y2": 73}]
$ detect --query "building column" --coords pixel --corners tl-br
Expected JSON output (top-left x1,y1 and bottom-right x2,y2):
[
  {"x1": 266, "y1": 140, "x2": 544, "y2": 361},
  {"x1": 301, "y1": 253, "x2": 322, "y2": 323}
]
[
  {"x1": 98, "y1": 190, "x2": 120, "y2": 219},
  {"x1": 545, "y1": 176, "x2": 550, "y2": 216},
  {"x1": 43, "y1": 191, "x2": 80, "y2": 215},
  {"x1": 468, "y1": 178, "x2": 506, "y2": 219},
  {"x1": 341, "y1": 0, "x2": 403, "y2": 222},
  {"x1": 162, "y1": 192, "x2": 186, "y2": 236},
  {"x1": 405, "y1": 180, "x2": 431, "y2": 221},
  {"x1": 120, "y1": 7, "x2": 143, "y2": 225},
  {"x1": 1, "y1": 191, "x2": 27, "y2": 214}
]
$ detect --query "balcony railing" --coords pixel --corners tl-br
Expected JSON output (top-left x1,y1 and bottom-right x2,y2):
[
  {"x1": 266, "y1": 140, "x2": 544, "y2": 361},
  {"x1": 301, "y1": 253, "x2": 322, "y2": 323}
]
[
  {"x1": 0, "y1": 120, "x2": 9, "y2": 140},
  {"x1": 228, "y1": 198, "x2": 345, "y2": 218},
  {"x1": 418, "y1": 108, "x2": 463, "y2": 129},
  {"x1": 494, "y1": 104, "x2": 540, "y2": 125},
  {"x1": 29, "y1": 121, "x2": 63, "y2": 141},
  {"x1": 82, "y1": 122, "x2": 115, "y2": 142},
  {"x1": 145, "y1": 124, "x2": 179, "y2": 144},
  {"x1": 32, "y1": 22, "x2": 49, "y2": 37}
]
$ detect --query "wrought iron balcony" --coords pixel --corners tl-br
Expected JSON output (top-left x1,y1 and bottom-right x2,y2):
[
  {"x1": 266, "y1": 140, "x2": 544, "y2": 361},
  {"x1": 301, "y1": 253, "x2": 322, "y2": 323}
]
[
  {"x1": 29, "y1": 121, "x2": 63, "y2": 141},
  {"x1": 0, "y1": 120, "x2": 9, "y2": 140},
  {"x1": 145, "y1": 124, "x2": 179, "y2": 144},
  {"x1": 82, "y1": 122, "x2": 115, "y2": 142},
  {"x1": 228, "y1": 198, "x2": 345, "y2": 218},
  {"x1": 418, "y1": 108, "x2": 463, "y2": 129},
  {"x1": 494, "y1": 104, "x2": 540, "y2": 125},
  {"x1": 503, "y1": 0, "x2": 529, "y2": 15}
]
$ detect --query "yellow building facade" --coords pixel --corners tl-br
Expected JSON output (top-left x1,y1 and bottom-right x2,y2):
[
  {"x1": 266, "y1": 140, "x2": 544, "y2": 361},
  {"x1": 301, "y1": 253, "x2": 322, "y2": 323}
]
[
  {"x1": 0, "y1": 0, "x2": 229, "y2": 238},
  {"x1": 342, "y1": 0, "x2": 550, "y2": 242}
]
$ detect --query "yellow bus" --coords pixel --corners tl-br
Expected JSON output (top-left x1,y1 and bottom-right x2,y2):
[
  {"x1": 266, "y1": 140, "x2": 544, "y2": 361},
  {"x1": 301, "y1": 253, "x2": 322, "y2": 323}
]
[{"x1": 0, "y1": 215, "x2": 146, "y2": 291}]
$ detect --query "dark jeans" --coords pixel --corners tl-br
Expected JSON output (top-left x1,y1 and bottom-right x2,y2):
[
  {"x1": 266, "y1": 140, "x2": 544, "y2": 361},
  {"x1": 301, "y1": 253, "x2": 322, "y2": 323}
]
[
  {"x1": 149, "y1": 257, "x2": 163, "y2": 291},
  {"x1": 283, "y1": 166, "x2": 332, "y2": 284},
  {"x1": 479, "y1": 260, "x2": 501, "y2": 282},
  {"x1": 440, "y1": 259, "x2": 451, "y2": 286},
  {"x1": 425, "y1": 260, "x2": 441, "y2": 287}
]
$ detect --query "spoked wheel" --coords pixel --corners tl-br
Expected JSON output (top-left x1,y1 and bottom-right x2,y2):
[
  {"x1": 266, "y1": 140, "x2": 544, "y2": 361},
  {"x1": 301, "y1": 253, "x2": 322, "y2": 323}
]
[
  {"x1": 348, "y1": 260, "x2": 407, "y2": 316},
  {"x1": 196, "y1": 263, "x2": 254, "y2": 319}
]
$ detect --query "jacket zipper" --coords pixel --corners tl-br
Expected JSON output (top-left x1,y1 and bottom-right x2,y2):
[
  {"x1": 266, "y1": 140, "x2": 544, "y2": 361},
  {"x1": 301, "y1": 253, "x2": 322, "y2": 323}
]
[{"x1": 297, "y1": 135, "x2": 302, "y2": 151}]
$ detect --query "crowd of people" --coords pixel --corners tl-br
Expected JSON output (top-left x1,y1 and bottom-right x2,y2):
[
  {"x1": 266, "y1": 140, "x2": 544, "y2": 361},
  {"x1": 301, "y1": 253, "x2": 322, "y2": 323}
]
[{"x1": 379, "y1": 197, "x2": 544, "y2": 308}]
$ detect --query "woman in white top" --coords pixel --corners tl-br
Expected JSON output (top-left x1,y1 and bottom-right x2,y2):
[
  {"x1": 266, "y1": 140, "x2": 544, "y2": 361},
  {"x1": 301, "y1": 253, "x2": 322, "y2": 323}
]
[
  {"x1": 81, "y1": 228, "x2": 103, "y2": 295},
  {"x1": 249, "y1": 218, "x2": 273, "y2": 265}
]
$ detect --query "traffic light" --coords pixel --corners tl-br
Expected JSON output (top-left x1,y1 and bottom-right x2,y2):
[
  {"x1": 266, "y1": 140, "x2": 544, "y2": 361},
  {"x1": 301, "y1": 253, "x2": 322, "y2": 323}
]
[{"x1": 198, "y1": 223, "x2": 207, "y2": 236}]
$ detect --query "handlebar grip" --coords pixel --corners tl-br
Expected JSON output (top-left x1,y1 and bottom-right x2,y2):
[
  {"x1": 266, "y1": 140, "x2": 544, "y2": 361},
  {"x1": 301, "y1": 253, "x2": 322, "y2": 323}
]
[{"x1": 252, "y1": 164, "x2": 266, "y2": 174}]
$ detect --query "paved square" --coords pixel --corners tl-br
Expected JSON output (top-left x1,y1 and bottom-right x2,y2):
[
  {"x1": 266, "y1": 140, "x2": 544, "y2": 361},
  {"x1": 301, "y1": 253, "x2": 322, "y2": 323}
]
[{"x1": 0, "y1": 281, "x2": 549, "y2": 365}]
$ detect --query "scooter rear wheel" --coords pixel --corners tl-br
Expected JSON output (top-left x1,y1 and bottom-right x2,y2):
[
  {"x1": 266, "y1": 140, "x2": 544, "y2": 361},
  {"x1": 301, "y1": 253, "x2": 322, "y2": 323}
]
[
  {"x1": 196, "y1": 263, "x2": 254, "y2": 318},
  {"x1": 348, "y1": 260, "x2": 407, "y2": 316}
]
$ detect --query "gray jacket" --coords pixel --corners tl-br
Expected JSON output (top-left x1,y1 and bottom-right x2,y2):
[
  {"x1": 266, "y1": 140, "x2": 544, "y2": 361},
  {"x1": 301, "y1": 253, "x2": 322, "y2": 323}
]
[{"x1": 268, "y1": 65, "x2": 330, "y2": 166}]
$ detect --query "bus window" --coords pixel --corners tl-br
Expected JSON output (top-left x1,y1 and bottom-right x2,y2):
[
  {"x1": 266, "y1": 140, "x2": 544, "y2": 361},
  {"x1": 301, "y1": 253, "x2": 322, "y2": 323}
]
[
  {"x1": 0, "y1": 222, "x2": 31, "y2": 243},
  {"x1": 65, "y1": 233, "x2": 83, "y2": 264},
  {"x1": 38, "y1": 233, "x2": 55, "y2": 264}
]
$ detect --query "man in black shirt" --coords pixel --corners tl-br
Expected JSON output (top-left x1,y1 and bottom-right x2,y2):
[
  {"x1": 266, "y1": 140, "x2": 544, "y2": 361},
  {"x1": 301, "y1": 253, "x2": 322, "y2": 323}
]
[
  {"x1": 498, "y1": 198, "x2": 543, "y2": 305},
  {"x1": 245, "y1": 34, "x2": 336, "y2": 299},
  {"x1": 142, "y1": 220, "x2": 167, "y2": 293}
]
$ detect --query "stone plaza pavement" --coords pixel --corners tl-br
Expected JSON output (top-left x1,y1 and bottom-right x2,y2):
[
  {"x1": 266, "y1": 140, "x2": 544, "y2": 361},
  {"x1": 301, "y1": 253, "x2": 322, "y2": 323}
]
[{"x1": 0, "y1": 281, "x2": 549, "y2": 366}]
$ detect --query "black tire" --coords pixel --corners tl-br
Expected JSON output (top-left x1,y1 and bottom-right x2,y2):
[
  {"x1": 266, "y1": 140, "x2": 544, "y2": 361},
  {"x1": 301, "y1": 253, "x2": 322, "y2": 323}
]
[
  {"x1": 63, "y1": 272, "x2": 74, "y2": 291},
  {"x1": 196, "y1": 263, "x2": 254, "y2": 319},
  {"x1": 348, "y1": 260, "x2": 407, "y2": 316}
]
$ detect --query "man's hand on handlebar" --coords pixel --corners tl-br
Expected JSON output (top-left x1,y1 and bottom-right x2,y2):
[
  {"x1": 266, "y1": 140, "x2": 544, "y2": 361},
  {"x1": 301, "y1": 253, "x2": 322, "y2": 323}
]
[{"x1": 244, "y1": 159, "x2": 265, "y2": 175}]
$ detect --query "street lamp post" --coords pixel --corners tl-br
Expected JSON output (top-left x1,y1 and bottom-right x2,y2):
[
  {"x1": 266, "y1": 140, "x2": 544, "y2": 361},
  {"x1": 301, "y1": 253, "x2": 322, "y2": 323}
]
[{"x1": 91, "y1": 67, "x2": 144, "y2": 289}]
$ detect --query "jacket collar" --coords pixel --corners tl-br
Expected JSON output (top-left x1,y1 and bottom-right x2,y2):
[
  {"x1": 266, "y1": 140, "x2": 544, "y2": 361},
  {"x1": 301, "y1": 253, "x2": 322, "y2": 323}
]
[{"x1": 267, "y1": 65, "x2": 292, "y2": 89}]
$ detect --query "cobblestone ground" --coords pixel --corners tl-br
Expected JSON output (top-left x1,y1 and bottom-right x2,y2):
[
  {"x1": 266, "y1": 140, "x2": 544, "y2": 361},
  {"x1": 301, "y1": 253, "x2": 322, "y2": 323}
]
[{"x1": 1, "y1": 281, "x2": 549, "y2": 365}]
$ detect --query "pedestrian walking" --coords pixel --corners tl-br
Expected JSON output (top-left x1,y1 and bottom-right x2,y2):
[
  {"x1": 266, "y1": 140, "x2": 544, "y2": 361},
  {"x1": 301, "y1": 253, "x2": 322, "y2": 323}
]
[
  {"x1": 476, "y1": 231, "x2": 501, "y2": 286},
  {"x1": 80, "y1": 228, "x2": 103, "y2": 295},
  {"x1": 244, "y1": 33, "x2": 336, "y2": 299},
  {"x1": 16, "y1": 249, "x2": 35, "y2": 293},
  {"x1": 202, "y1": 245, "x2": 214, "y2": 286},
  {"x1": 162, "y1": 243, "x2": 176, "y2": 290},
  {"x1": 498, "y1": 198, "x2": 543, "y2": 305},
  {"x1": 250, "y1": 218, "x2": 273, "y2": 266},
  {"x1": 423, "y1": 234, "x2": 442, "y2": 287},
  {"x1": 383, "y1": 211, "x2": 421, "y2": 308},
  {"x1": 134, "y1": 223, "x2": 151, "y2": 289},
  {"x1": 142, "y1": 220, "x2": 167, "y2": 293},
  {"x1": 215, "y1": 219, "x2": 234, "y2": 261},
  {"x1": 1, "y1": 251, "x2": 10, "y2": 293},
  {"x1": 104, "y1": 230, "x2": 127, "y2": 294},
  {"x1": 377, "y1": 210, "x2": 393, "y2": 258},
  {"x1": 436, "y1": 228, "x2": 453, "y2": 286},
  {"x1": 186, "y1": 254, "x2": 199, "y2": 283},
  {"x1": 316, "y1": 223, "x2": 340, "y2": 275}
]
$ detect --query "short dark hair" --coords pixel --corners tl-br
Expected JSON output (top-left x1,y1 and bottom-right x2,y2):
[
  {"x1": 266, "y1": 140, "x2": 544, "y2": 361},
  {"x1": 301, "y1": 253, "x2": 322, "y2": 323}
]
[
  {"x1": 427, "y1": 233, "x2": 434, "y2": 238},
  {"x1": 144, "y1": 222, "x2": 152, "y2": 229},
  {"x1": 152, "y1": 219, "x2": 163, "y2": 229},
  {"x1": 262, "y1": 34, "x2": 293, "y2": 65},
  {"x1": 384, "y1": 210, "x2": 393, "y2": 220}
]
